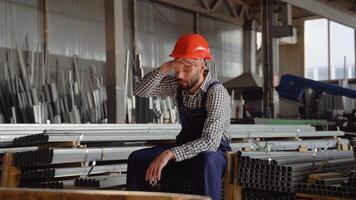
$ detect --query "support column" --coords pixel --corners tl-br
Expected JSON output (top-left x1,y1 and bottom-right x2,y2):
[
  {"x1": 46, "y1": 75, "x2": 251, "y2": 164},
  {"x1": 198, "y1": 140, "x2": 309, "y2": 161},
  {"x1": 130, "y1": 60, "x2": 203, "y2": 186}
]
[
  {"x1": 261, "y1": 0, "x2": 274, "y2": 118},
  {"x1": 327, "y1": 20, "x2": 331, "y2": 80},
  {"x1": 105, "y1": 0, "x2": 126, "y2": 123}
]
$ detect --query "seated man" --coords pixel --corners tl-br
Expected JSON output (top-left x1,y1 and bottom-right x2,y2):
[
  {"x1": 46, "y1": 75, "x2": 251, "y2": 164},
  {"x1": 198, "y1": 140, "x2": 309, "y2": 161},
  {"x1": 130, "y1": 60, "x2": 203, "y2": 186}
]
[{"x1": 127, "y1": 34, "x2": 231, "y2": 200}]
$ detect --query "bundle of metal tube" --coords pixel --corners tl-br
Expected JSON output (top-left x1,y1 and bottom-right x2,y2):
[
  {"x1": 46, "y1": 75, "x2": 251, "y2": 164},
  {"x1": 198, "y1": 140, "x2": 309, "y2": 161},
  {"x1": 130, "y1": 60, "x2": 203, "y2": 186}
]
[
  {"x1": 237, "y1": 151, "x2": 354, "y2": 193},
  {"x1": 242, "y1": 188, "x2": 296, "y2": 200},
  {"x1": 19, "y1": 180, "x2": 75, "y2": 189},
  {"x1": 21, "y1": 164, "x2": 127, "y2": 181},
  {"x1": 13, "y1": 147, "x2": 143, "y2": 168},
  {"x1": 0, "y1": 45, "x2": 107, "y2": 124},
  {"x1": 351, "y1": 139, "x2": 356, "y2": 172},
  {"x1": 296, "y1": 182, "x2": 356, "y2": 198},
  {"x1": 230, "y1": 138, "x2": 348, "y2": 152},
  {"x1": 5, "y1": 124, "x2": 343, "y2": 148},
  {"x1": 74, "y1": 174, "x2": 126, "y2": 189}
]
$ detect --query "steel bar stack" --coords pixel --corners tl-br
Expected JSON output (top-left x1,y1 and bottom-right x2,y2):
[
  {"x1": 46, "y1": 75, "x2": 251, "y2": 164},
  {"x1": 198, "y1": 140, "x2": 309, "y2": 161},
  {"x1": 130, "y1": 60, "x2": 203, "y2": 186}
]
[
  {"x1": 296, "y1": 181, "x2": 356, "y2": 198},
  {"x1": 0, "y1": 123, "x2": 345, "y2": 146},
  {"x1": 19, "y1": 180, "x2": 75, "y2": 189},
  {"x1": 242, "y1": 188, "x2": 296, "y2": 200},
  {"x1": 0, "y1": 124, "x2": 349, "y2": 192},
  {"x1": 293, "y1": 139, "x2": 356, "y2": 198},
  {"x1": 20, "y1": 164, "x2": 127, "y2": 182},
  {"x1": 13, "y1": 147, "x2": 132, "y2": 189},
  {"x1": 74, "y1": 174, "x2": 127, "y2": 189},
  {"x1": 237, "y1": 151, "x2": 355, "y2": 194},
  {"x1": 0, "y1": 43, "x2": 108, "y2": 124},
  {"x1": 12, "y1": 148, "x2": 139, "y2": 168}
]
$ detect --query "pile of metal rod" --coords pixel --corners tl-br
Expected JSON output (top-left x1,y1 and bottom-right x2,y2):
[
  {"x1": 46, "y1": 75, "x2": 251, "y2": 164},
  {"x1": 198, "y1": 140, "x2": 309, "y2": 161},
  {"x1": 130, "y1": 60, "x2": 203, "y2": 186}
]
[
  {"x1": 296, "y1": 181, "x2": 356, "y2": 198},
  {"x1": 74, "y1": 174, "x2": 126, "y2": 189},
  {"x1": 0, "y1": 124, "x2": 345, "y2": 147},
  {"x1": 0, "y1": 124, "x2": 348, "y2": 191},
  {"x1": 21, "y1": 164, "x2": 127, "y2": 182},
  {"x1": 230, "y1": 138, "x2": 349, "y2": 152},
  {"x1": 237, "y1": 151, "x2": 355, "y2": 193},
  {"x1": 0, "y1": 42, "x2": 107, "y2": 124},
  {"x1": 13, "y1": 147, "x2": 142, "y2": 168},
  {"x1": 20, "y1": 180, "x2": 75, "y2": 189},
  {"x1": 352, "y1": 139, "x2": 356, "y2": 169},
  {"x1": 242, "y1": 188, "x2": 296, "y2": 200}
]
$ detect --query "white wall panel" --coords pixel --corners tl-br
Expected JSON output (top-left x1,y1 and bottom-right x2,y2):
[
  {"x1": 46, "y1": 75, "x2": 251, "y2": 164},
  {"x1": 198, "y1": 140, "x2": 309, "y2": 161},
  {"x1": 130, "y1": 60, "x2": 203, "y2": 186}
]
[
  {"x1": 136, "y1": 0, "x2": 194, "y2": 68},
  {"x1": 48, "y1": 0, "x2": 105, "y2": 61},
  {"x1": 0, "y1": 0, "x2": 42, "y2": 49},
  {"x1": 200, "y1": 16, "x2": 243, "y2": 82}
]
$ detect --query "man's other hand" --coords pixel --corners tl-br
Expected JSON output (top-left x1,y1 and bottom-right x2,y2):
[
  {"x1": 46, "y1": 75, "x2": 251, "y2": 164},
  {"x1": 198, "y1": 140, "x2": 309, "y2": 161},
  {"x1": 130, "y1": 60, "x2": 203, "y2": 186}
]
[{"x1": 145, "y1": 150, "x2": 175, "y2": 185}]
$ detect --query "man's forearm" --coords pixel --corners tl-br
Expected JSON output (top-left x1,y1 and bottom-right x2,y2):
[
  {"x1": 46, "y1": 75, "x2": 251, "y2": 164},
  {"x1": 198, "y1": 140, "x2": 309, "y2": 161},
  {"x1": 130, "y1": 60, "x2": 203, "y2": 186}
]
[{"x1": 134, "y1": 69, "x2": 176, "y2": 97}]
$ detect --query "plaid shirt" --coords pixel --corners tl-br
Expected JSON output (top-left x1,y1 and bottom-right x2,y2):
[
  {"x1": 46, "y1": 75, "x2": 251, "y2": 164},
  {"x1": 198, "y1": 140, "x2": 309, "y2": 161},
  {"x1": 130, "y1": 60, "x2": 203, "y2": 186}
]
[{"x1": 134, "y1": 69, "x2": 231, "y2": 162}]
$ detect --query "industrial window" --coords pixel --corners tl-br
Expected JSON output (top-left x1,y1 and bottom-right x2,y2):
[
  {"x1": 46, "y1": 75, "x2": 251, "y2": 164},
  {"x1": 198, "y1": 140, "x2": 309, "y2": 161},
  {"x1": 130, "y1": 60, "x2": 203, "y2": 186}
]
[{"x1": 304, "y1": 19, "x2": 356, "y2": 81}]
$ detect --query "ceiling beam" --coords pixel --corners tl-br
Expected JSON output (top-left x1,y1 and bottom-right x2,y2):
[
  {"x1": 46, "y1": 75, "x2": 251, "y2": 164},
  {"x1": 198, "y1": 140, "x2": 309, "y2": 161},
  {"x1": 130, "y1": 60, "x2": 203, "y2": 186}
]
[
  {"x1": 210, "y1": 0, "x2": 223, "y2": 11},
  {"x1": 199, "y1": 0, "x2": 210, "y2": 10},
  {"x1": 230, "y1": 0, "x2": 247, "y2": 6},
  {"x1": 151, "y1": 0, "x2": 243, "y2": 25},
  {"x1": 223, "y1": 0, "x2": 238, "y2": 18},
  {"x1": 278, "y1": 0, "x2": 356, "y2": 29}
]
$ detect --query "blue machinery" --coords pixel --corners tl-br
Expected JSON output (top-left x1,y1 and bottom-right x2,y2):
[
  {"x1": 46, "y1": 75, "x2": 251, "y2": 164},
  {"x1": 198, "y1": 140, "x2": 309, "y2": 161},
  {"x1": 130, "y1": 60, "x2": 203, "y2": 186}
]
[{"x1": 276, "y1": 74, "x2": 356, "y2": 103}]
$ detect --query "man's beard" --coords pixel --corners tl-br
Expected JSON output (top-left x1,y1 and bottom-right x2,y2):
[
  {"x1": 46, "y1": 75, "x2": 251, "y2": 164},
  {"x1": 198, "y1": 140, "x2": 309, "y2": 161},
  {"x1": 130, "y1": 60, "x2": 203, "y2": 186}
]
[{"x1": 178, "y1": 73, "x2": 200, "y2": 90}]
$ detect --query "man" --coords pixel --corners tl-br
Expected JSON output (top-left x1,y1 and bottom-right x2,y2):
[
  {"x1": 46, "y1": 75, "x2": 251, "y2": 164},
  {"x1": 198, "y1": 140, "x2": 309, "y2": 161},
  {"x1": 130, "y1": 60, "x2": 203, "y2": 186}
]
[{"x1": 127, "y1": 34, "x2": 231, "y2": 200}]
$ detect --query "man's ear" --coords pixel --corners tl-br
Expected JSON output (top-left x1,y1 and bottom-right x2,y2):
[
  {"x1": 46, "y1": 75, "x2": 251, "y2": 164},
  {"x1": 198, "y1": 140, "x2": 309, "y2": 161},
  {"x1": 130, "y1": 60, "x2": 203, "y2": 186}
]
[{"x1": 199, "y1": 59, "x2": 205, "y2": 72}]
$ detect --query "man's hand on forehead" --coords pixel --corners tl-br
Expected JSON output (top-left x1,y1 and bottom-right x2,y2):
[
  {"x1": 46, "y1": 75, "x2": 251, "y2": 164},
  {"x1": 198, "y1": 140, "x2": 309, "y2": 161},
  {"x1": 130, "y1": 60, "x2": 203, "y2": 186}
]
[{"x1": 174, "y1": 58, "x2": 197, "y2": 67}]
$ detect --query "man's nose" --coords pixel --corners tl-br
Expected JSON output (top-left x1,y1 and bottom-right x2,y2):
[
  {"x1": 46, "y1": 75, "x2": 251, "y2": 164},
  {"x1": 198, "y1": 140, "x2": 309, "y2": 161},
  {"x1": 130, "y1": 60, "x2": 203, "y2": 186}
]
[{"x1": 176, "y1": 72, "x2": 184, "y2": 79}]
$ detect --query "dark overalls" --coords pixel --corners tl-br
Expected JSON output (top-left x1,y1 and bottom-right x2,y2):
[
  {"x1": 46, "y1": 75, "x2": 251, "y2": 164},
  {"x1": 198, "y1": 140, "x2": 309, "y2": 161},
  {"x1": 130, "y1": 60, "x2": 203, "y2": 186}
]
[{"x1": 127, "y1": 81, "x2": 231, "y2": 200}]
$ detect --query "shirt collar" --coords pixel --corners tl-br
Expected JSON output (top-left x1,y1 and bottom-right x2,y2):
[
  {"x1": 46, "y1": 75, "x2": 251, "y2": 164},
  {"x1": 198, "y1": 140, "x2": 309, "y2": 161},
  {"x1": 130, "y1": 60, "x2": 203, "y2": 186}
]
[{"x1": 199, "y1": 70, "x2": 212, "y2": 92}]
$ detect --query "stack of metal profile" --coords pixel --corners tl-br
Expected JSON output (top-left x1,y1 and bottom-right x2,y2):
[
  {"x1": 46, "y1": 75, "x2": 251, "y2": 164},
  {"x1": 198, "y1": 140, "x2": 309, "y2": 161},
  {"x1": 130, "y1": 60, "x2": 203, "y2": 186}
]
[
  {"x1": 0, "y1": 124, "x2": 348, "y2": 191},
  {"x1": 351, "y1": 139, "x2": 356, "y2": 169},
  {"x1": 0, "y1": 45, "x2": 108, "y2": 124},
  {"x1": 230, "y1": 138, "x2": 349, "y2": 152},
  {"x1": 74, "y1": 174, "x2": 126, "y2": 189},
  {"x1": 296, "y1": 179, "x2": 356, "y2": 198},
  {"x1": 21, "y1": 164, "x2": 127, "y2": 182},
  {"x1": 242, "y1": 188, "x2": 296, "y2": 200},
  {"x1": 3, "y1": 124, "x2": 345, "y2": 148},
  {"x1": 13, "y1": 147, "x2": 143, "y2": 168},
  {"x1": 237, "y1": 151, "x2": 354, "y2": 193},
  {"x1": 19, "y1": 180, "x2": 75, "y2": 189}
]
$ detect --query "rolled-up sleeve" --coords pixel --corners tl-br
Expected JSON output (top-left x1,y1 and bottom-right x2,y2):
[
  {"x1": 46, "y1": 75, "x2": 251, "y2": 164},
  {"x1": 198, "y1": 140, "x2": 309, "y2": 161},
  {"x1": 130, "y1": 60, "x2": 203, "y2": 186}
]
[{"x1": 134, "y1": 69, "x2": 178, "y2": 97}]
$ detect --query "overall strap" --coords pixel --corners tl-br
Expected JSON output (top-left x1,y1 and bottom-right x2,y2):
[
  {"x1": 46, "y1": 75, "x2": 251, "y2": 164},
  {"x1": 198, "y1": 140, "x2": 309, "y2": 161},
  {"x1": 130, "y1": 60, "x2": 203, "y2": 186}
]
[
  {"x1": 201, "y1": 81, "x2": 220, "y2": 109},
  {"x1": 176, "y1": 87, "x2": 183, "y2": 106}
]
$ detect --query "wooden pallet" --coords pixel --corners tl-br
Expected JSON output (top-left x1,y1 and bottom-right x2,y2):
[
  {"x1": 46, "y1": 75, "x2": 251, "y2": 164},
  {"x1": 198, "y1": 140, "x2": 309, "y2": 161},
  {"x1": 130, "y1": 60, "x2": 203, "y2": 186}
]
[
  {"x1": 0, "y1": 188, "x2": 210, "y2": 200},
  {"x1": 223, "y1": 152, "x2": 237, "y2": 200},
  {"x1": 0, "y1": 152, "x2": 21, "y2": 188}
]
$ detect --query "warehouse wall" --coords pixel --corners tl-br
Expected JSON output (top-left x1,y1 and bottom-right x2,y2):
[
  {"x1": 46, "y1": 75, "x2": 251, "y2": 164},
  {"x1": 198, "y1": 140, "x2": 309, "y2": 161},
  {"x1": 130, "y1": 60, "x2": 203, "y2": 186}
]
[
  {"x1": 200, "y1": 16, "x2": 243, "y2": 82},
  {"x1": 0, "y1": 0, "x2": 244, "y2": 89},
  {"x1": 48, "y1": 0, "x2": 106, "y2": 61},
  {"x1": 123, "y1": 0, "x2": 243, "y2": 82}
]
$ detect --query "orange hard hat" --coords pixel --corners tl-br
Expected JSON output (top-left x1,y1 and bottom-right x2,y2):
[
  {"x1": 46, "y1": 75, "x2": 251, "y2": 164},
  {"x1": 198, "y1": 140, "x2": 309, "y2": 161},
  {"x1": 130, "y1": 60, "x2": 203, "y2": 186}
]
[{"x1": 169, "y1": 34, "x2": 212, "y2": 60}]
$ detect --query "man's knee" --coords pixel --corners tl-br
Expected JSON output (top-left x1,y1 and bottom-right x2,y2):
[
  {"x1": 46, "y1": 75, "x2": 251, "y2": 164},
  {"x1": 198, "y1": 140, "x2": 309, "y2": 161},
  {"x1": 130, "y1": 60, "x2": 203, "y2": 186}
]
[
  {"x1": 195, "y1": 151, "x2": 226, "y2": 169},
  {"x1": 197, "y1": 151, "x2": 216, "y2": 162},
  {"x1": 128, "y1": 149, "x2": 145, "y2": 165}
]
